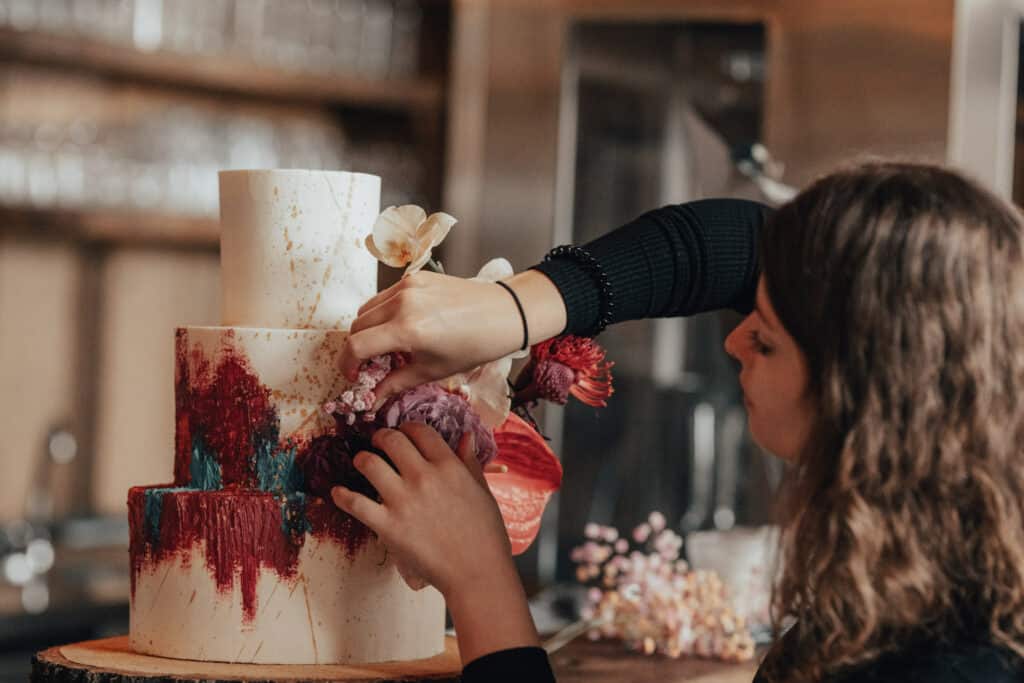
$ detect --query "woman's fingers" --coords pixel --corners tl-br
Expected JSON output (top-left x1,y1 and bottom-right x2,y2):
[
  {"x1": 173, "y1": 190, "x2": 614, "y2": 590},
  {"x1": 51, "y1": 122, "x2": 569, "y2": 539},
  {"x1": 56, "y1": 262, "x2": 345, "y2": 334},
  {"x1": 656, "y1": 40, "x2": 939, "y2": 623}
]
[
  {"x1": 340, "y1": 325, "x2": 410, "y2": 381},
  {"x1": 356, "y1": 279, "x2": 405, "y2": 318},
  {"x1": 370, "y1": 427, "x2": 429, "y2": 478},
  {"x1": 352, "y1": 449, "x2": 403, "y2": 501},
  {"x1": 370, "y1": 366, "x2": 428, "y2": 409},
  {"x1": 399, "y1": 421, "x2": 455, "y2": 464},
  {"x1": 371, "y1": 428, "x2": 431, "y2": 479},
  {"x1": 457, "y1": 431, "x2": 487, "y2": 488},
  {"x1": 331, "y1": 485, "x2": 389, "y2": 531},
  {"x1": 355, "y1": 270, "x2": 434, "y2": 317},
  {"x1": 349, "y1": 294, "x2": 403, "y2": 336}
]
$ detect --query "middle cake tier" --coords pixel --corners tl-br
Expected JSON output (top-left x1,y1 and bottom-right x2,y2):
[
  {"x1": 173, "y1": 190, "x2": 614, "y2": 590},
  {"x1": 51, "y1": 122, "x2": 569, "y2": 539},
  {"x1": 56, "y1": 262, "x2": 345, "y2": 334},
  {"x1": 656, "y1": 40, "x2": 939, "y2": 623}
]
[{"x1": 174, "y1": 325, "x2": 353, "y2": 489}]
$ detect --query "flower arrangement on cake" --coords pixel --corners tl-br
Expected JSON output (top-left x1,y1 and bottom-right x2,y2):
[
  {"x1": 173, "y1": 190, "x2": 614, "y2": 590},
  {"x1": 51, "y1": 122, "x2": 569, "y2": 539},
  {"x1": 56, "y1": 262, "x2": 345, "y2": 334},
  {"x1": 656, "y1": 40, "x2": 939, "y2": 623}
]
[{"x1": 299, "y1": 204, "x2": 615, "y2": 571}]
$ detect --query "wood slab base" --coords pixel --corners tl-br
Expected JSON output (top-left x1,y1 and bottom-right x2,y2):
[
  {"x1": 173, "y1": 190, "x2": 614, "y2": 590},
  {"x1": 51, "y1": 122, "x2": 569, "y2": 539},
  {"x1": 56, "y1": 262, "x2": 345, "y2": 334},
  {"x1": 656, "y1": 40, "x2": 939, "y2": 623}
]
[{"x1": 32, "y1": 635, "x2": 462, "y2": 682}]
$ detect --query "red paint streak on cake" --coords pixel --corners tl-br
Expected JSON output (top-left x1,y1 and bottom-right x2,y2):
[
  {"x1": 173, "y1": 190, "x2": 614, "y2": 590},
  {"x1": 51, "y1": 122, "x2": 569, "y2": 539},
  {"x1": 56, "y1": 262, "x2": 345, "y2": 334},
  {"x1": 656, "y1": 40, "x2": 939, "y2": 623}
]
[
  {"x1": 129, "y1": 487, "x2": 300, "y2": 622},
  {"x1": 304, "y1": 497, "x2": 373, "y2": 557},
  {"x1": 127, "y1": 487, "x2": 147, "y2": 599},
  {"x1": 128, "y1": 487, "x2": 374, "y2": 622},
  {"x1": 174, "y1": 329, "x2": 208, "y2": 485},
  {"x1": 142, "y1": 329, "x2": 376, "y2": 621},
  {"x1": 174, "y1": 329, "x2": 276, "y2": 488}
]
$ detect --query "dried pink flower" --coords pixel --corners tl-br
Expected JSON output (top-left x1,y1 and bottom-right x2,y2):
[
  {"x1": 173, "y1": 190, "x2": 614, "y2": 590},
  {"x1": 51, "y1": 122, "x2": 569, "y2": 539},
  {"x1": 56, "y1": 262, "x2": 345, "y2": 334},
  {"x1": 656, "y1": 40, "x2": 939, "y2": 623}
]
[
  {"x1": 325, "y1": 353, "x2": 403, "y2": 425},
  {"x1": 571, "y1": 516, "x2": 756, "y2": 663}
]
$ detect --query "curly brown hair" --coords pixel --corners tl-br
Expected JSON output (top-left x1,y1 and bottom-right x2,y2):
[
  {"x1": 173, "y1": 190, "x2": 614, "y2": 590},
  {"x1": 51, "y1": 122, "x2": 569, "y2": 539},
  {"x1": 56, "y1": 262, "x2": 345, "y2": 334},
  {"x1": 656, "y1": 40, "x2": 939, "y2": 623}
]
[{"x1": 756, "y1": 161, "x2": 1024, "y2": 682}]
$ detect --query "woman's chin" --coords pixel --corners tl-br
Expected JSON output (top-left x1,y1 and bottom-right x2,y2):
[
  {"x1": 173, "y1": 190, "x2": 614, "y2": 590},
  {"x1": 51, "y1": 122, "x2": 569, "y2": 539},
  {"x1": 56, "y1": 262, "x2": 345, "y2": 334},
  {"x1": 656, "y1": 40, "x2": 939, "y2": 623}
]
[{"x1": 747, "y1": 425, "x2": 795, "y2": 462}]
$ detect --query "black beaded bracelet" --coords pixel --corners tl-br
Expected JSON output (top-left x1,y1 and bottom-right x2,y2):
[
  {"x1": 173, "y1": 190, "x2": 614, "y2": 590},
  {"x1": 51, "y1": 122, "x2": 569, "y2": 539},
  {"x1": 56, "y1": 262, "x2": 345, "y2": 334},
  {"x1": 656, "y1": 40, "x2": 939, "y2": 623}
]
[
  {"x1": 543, "y1": 244, "x2": 616, "y2": 336},
  {"x1": 495, "y1": 280, "x2": 530, "y2": 351}
]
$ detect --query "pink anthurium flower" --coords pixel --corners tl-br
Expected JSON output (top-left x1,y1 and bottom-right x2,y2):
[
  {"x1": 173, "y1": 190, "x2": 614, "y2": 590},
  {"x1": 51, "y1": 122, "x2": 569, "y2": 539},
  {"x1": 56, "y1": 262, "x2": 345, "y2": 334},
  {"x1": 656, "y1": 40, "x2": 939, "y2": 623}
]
[{"x1": 486, "y1": 412, "x2": 563, "y2": 555}]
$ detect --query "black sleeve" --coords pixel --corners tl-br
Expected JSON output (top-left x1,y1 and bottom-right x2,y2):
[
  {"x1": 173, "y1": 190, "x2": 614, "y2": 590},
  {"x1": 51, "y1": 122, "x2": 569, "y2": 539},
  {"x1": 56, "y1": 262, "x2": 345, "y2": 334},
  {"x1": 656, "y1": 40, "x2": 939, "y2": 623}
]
[
  {"x1": 462, "y1": 646, "x2": 557, "y2": 683},
  {"x1": 531, "y1": 198, "x2": 769, "y2": 336}
]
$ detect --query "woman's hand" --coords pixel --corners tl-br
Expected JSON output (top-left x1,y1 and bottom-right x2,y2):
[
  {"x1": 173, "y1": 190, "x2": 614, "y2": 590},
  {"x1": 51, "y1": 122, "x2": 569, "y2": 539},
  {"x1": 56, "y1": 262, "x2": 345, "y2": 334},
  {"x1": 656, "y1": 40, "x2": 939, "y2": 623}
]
[
  {"x1": 330, "y1": 422, "x2": 512, "y2": 597},
  {"x1": 331, "y1": 422, "x2": 541, "y2": 664},
  {"x1": 339, "y1": 269, "x2": 568, "y2": 403}
]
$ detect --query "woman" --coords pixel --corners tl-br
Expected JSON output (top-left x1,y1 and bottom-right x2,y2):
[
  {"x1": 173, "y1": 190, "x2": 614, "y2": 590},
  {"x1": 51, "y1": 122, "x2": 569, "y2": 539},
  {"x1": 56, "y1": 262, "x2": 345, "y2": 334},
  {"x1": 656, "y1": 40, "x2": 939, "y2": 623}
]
[{"x1": 331, "y1": 161, "x2": 1024, "y2": 682}]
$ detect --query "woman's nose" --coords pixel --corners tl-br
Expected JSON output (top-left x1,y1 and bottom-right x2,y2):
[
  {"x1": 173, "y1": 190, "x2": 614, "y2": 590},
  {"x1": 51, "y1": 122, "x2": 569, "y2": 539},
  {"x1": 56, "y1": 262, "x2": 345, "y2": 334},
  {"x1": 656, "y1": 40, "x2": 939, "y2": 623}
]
[{"x1": 724, "y1": 321, "x2": 745, "y2": 361}]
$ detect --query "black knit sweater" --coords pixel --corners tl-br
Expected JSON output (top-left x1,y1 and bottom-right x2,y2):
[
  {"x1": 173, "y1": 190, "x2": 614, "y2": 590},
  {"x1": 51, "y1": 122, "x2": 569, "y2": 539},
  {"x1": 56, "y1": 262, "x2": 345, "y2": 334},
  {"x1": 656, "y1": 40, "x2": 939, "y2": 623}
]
[
  {"x1": 460, "y1": 198, "x2": 1023, "y2": 683},
  {"x1": 531, "y1": 198, "x2": 767, "y2": 335}
]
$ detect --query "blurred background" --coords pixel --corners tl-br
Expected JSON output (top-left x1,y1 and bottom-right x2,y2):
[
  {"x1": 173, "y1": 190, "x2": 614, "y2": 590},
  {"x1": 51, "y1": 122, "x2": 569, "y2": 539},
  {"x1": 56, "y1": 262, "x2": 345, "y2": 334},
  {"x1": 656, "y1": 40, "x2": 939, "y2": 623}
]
[{"x1": 0, "y1": 0, "x2": 1020, "y2": 677}]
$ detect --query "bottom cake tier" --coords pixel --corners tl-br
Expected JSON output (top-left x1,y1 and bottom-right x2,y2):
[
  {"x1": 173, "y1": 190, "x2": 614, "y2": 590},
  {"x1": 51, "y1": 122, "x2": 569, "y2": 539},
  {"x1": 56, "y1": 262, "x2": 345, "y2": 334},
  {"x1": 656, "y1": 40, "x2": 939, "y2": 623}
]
[{"x1": 127, "y1": 486, "x2": 446, "y2": 665}]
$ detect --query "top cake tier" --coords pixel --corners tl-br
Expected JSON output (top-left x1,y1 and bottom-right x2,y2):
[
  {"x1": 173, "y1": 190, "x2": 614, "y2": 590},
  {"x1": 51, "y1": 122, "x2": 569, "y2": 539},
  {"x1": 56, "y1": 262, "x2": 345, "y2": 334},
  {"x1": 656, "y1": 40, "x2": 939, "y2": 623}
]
[{"x1": 218, "y1": 170, "x2": 380, "y2": 330}]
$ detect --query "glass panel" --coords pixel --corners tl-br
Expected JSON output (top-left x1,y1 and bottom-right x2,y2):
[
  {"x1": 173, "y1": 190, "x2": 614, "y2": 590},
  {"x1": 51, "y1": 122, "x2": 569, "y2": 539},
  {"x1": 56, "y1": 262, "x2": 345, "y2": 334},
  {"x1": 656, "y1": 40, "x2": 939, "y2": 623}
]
[{"x1": 552, "y1": 21, "x2": 782, "y2": 582}]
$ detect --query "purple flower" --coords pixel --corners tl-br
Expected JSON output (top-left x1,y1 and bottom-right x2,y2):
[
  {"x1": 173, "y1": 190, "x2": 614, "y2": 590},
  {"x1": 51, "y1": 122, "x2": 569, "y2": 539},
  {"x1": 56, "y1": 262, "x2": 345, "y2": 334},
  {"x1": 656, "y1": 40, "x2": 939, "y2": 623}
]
[{"x1": 380, "y1": 384, "x2": 497, "y2": 465}]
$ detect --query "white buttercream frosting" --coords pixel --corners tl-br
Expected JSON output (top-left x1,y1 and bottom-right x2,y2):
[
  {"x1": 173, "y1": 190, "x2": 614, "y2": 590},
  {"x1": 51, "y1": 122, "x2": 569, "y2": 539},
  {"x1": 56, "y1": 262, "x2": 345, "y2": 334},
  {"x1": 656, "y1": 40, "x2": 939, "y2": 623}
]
[{"x1": 218, "y1": 170, "x2": 380, "y2": 330}]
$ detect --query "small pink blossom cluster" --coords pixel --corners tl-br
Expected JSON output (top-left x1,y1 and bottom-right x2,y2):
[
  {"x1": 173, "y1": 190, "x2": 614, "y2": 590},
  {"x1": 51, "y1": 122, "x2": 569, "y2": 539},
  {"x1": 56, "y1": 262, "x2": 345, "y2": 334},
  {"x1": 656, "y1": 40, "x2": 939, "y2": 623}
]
[
  {"x1": 571, "y1": 512, "x2": 755, "y2": 662},
  {"x1": 323, "y1": 354, "x2": 397, "y2": 425}
]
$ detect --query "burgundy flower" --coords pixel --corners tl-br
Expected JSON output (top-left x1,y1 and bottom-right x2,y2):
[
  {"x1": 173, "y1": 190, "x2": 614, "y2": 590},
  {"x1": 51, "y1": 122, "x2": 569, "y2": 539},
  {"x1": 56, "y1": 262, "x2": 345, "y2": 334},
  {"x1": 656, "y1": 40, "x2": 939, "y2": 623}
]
[
  {"x1": 532, "y1": 357, "x2": 577, "y2": 405},
  {"x1": 296, "y1": 432, "x2": 380, "y2": 500},
  {"x1": 514, "y1": 335, "x2": 614, "y2": 408},
  {"x1": 380, "y1": 384, "x2": 497, "y2": 465}
]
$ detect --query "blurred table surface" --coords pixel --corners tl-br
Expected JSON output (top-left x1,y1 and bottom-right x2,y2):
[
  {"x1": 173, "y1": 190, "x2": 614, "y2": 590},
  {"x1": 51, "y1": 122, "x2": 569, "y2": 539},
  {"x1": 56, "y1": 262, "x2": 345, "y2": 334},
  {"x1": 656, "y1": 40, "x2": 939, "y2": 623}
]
[
  {"x1": 30, "y1": 635, "x2": 760, "y2": 683},
  {"x1": 551, "y1": 640, "x2": 759, "y2": 683}
]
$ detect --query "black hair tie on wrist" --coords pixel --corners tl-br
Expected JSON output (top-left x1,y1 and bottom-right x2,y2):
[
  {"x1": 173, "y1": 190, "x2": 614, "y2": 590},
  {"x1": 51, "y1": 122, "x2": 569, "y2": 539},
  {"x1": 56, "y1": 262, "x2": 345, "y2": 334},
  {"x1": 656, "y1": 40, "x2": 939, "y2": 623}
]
[
  {"x1": 543, "y1": 245, "x2": 615, "y2": 336},
  {"x1": 495, "y1": 280, "x2": 529, "y2": 351}
]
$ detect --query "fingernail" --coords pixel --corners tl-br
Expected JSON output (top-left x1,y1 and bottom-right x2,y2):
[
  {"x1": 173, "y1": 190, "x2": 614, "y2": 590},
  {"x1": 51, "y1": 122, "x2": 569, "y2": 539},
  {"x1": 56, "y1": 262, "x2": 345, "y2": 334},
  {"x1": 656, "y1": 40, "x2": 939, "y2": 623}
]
[{"x1": 330, "y1": 486, "x2": 347, "y2": 505}]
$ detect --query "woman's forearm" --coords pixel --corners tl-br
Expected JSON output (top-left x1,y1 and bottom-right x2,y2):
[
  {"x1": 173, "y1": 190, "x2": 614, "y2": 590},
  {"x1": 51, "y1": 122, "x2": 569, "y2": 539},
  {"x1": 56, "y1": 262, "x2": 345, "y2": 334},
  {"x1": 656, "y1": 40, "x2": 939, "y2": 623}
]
[
  {"x1": 506, "y1": 269, "x2": 568, "y2": 345},
  {"x1": 445, "y1": 560, "x2": 541, "y2": 667},
  {"x1": 531, "y1": 198, "x2": 769, "y2": 336}
]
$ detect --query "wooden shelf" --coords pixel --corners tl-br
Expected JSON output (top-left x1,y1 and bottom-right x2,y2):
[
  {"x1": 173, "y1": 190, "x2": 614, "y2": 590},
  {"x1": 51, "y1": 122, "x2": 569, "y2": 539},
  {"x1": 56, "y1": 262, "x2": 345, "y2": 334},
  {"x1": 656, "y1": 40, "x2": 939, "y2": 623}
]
[
  {"x1": 0, "y1": 29, "x2": 444, "y2": 113},
  {"x1": 0, "y1": 204, "x2": 219, "y2": 248}
]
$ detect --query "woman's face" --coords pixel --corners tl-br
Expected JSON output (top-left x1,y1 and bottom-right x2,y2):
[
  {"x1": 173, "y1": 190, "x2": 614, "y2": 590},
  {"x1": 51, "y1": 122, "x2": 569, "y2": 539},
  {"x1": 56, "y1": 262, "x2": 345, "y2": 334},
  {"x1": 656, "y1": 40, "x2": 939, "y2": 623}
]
[{"x1": 724, "y1": 276, "x2": 814, "y2": 461}]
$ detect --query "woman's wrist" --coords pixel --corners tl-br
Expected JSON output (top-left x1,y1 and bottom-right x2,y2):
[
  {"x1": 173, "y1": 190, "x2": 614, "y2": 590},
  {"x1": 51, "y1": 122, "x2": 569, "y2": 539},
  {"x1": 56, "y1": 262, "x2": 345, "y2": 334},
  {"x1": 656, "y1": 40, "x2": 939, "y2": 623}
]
[
  {"x1": 506, "y1": 269, "x2": 567, "y2": 344},
  {"x1": 445, "y1": 559, "x2": 541, "y2": 666}
]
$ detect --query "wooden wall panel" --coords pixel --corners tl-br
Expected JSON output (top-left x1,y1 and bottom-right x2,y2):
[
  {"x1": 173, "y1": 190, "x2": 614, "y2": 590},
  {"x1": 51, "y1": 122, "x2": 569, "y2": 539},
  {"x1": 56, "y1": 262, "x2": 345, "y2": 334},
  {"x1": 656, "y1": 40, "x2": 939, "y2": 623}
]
[
  {"x1": 0, "y1": 238, "x2": 79, "y2": 521},
  {"x1": 764, "y1": 0, "x2": 955, "y2": 185},
  {"x1": 475, "y1": 3, "x2": 566, "y2": 273},
  {"x1": 91, "y1": 249, "x2": 219, "y2": 515}
]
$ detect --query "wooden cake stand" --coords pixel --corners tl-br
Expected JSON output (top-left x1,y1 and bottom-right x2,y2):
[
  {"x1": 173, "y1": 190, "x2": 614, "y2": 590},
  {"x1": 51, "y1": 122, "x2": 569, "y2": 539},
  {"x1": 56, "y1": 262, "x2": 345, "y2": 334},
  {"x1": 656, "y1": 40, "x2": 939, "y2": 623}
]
[{"x1": 32, "y1": 635, "x2": 463, "y2": 682}]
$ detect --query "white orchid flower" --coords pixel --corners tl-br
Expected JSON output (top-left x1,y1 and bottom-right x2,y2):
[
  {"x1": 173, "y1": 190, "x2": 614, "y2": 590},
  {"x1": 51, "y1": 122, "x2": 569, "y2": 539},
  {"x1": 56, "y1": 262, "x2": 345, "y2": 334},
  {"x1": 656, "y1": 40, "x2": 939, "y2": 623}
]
[{"x1": 365, "y1": 205, "x2": 457, "y2": 275}]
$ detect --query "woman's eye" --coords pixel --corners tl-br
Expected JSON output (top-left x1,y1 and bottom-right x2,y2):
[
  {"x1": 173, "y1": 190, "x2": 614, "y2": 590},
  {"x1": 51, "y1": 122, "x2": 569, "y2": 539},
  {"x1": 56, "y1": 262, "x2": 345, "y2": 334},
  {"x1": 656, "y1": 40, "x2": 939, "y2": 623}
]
[{"x1": 748, "y1": 330, "x2": 772, "y2": 355}]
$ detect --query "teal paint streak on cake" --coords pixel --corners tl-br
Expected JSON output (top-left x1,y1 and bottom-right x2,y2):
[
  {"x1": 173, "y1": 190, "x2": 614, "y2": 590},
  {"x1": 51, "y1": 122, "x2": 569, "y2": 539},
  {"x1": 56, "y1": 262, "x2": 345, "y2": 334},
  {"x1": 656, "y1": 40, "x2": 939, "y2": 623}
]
[
  {"x1": 143, "y1": 487, "x2": 189, "y2": 545},
  {"x1": 255, "y1": 440, "x2": 304, "y2": 495},
  {"x1": 189, "y1": 434, "x2": 223, "y2": 490},
  {"x1": 253, "y1": 436, "x2": 310, "y2": 540}
]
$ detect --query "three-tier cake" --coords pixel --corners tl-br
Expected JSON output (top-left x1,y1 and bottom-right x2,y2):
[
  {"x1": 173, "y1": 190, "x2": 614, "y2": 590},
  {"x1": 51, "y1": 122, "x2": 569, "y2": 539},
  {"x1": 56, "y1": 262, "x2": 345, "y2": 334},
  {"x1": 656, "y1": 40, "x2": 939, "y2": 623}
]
[{"x1": 127, "y1": 170, "x2": 446, "y2": 665}]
